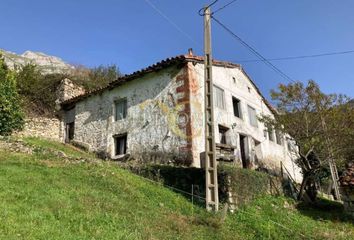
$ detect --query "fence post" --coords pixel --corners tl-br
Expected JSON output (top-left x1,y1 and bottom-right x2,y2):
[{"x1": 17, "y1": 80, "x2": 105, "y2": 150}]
[{"x1": 191, "y1": 184, "x2": 194, "y2": 216}]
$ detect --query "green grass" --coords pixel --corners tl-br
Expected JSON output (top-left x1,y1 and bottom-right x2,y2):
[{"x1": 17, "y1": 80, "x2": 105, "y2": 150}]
[
  {"x1": 22, "y1": 136, "x2": 96, "y2": 159},
  {"x1": 0, "y1": 138, "x2": 353, "y2": 239}
]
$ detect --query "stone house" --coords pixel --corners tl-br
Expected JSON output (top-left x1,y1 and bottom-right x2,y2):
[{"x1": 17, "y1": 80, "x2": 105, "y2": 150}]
[{"x1": 60, "y1": 52, "x2": 302, "y2": 182}]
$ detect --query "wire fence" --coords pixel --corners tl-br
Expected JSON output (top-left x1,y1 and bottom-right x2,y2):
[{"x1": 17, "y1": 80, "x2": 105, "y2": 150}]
[{"x1": 132, "y1": 171, "x2": 313, "y2": 239}]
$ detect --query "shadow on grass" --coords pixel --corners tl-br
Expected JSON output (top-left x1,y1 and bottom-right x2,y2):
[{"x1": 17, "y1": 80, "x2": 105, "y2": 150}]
[{"x1": 296, "y1": 198, "x2": 354, "y2": 224}]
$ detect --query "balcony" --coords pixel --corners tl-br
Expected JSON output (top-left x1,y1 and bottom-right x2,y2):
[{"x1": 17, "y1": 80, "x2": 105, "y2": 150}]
[{"x1": 216, "y1": 143, "x2": 237, "y2": 162}]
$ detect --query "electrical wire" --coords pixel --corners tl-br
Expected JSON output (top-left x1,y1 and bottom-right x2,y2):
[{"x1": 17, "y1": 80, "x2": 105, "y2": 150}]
[
  {"x1": 212, "y1": 0, "x2": 239, "y2": 15},
  {"x1": 198, "y1": 0, "x2": 220, "y2": 16},
  {"x1": 144, "y1": 0, "x2": 199, "y2": 47},
  {"x1": 211, "y1": 15, "x2": 295, "y2": 83},
  {"x1": 236, "y1": 50, "x2": 354, "y2": 63}
]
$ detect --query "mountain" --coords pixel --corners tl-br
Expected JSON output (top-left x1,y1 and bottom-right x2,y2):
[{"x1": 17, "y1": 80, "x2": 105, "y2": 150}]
[{"x1": 0, "y1": 49, "x2": 75, "y2": 74}]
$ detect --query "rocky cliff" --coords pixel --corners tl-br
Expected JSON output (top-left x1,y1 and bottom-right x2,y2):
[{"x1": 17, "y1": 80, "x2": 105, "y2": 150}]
[{"x1": 0, "y1": 49, "x2": 74, "y2": 74}]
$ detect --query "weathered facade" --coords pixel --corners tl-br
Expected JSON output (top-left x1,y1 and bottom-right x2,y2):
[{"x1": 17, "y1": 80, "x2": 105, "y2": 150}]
[{"x1": 60, "y1": 53, "x2": 302, "y2": 182}]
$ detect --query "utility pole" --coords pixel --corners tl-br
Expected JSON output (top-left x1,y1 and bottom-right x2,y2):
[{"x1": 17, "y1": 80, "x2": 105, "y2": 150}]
[{"x1": 204, "y1": 6, "x2": 219, "y2": 211}]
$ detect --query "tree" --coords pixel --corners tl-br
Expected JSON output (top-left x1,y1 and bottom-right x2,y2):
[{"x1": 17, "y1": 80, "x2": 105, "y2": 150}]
[
  {"x1": 260, "y1": 80, "x2": 354, "y2": 202},
  {"x1": 0, "y1": 55, "x2": 24, "y2": 135},
  {"x1": 15, "y1": 63, "x2": 122, "y2": 117},
  {"x1": 16, "y1": 64, "x2": 64, "y2": 116},
  {"x1": 70, "y1": 64, "x2": 122, "y2": 90}
]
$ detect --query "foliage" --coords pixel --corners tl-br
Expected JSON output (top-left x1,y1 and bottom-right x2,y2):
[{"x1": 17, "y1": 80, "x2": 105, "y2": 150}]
[
  {"x1": 0, "y1": 137, "x2": 353, "y2": 239},
  {"x1": 16, "y1": 64, "x2": 63, "y2": 115},
  {"x1": 70, "y1": 64, "x2": 122, "y2": 91},
  {"x1": 260, "y1": 80, "x2": 354, "y2": 169},
  {"x1": 218, "y1": 165, "x2": 271, "y2": 207},
  {"x1": 0, "y1": 55, "x2": 24, "y2": 135},
  {"x1": 15, "y1": 63, "x2": 122, "y2": 116},
  {"x1": 126, "y1": 164, "x2": 275, "y2": 208},
  {"x1": 260, "y1": 80, "x2": 354, "y2": 202}
]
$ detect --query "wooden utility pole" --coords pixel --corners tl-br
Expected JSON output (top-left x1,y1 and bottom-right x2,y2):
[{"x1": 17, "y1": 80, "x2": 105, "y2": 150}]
[{"x1": 204, "y1": 6, "x2": 219, "y2": 211}]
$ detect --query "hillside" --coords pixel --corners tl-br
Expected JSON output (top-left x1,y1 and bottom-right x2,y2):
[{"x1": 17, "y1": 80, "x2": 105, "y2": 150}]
[
  {"x1": 0, "y1": 137, "x2": 353, "y2": 239},
  {"x1": 0, "y1": 49, "x2": 74, "y2": 74}
]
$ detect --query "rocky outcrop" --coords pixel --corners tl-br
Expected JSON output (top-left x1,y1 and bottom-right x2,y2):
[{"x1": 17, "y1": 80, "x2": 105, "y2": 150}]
[
  {"x1": 0, "y1": 49, "x2": 74, "y2": 74},
  {"x1": 55, "y1": 78, "x2": 85, "y2": 104}
]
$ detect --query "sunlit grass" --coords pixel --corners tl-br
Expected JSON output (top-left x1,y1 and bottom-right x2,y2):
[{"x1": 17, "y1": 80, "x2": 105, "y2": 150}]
[{"x1": 0, "y1": 138, "x2": 352, "y2": 239}]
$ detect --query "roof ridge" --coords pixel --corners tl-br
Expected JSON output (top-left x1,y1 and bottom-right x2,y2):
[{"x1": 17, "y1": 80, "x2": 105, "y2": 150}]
[{"x1": 61, "y1": 54, "x2": 242, "y2": 106}]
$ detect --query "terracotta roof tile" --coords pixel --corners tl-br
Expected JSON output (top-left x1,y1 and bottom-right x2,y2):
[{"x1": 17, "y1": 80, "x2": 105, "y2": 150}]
[{"x1": 60, "y1": 54, "x2": 275, "y2": 115}]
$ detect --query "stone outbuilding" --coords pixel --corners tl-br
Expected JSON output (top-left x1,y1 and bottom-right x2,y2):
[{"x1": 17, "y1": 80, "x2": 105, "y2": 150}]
[
  {"x1": 339, "y1": 163, "x2": 354, "y2": 217},
  {"x1": 59, "y1": 52, "x2": 302, "y2": 182}
]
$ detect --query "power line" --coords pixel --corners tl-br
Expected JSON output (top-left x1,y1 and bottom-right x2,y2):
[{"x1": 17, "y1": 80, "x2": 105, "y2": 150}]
[
  {"x1": 211, "y1": 15, "x2": 295, "y2": 83},
  {"x1": 236, "y1": 50, "x2": 354, "y2": 63},
  {"x1": 144, "y1": 0, "x2": 199, "y2": 48},
  {"x1": 198, "y1": 0, "x2": 220, "y2": 16},
  {"x1": 212, "y1": 0, "x2": 239, "y2": 15}
]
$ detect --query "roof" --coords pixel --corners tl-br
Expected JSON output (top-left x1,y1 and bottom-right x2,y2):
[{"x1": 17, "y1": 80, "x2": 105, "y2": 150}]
[{"x1": 61, "y1": 54, "x2": 276, "y2": 114}]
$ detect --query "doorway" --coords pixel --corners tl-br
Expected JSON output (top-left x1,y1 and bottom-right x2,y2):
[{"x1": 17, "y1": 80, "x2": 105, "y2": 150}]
[
  {"x1": 65, "y1": 122, "x2": 75, "y2": 143},
  {"x1": 239, "y1": 134, "x2": 249, "y2": 168}
]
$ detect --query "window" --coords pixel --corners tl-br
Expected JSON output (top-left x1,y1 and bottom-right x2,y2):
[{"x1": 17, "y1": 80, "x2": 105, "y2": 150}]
[
  {"x1": 287, "y1": 139, "x2": 296, "y2": 152},
  {"x1": 218, "y1": 125, "x2": 229, "y2": 144},
  {"x1": 268, "y1": 128, "x2": 275, "y2": 142},
  {"x1": 114, "y1": 134, "x2": 127, "y2": 155},
  {"x1": 115, "y1": 99, "x2": 127, "y2": 121},
  {"x1": 275, "y1": 130, "x2": 283, "y2": 145},
  {"x1": 263, "y1": 129, "x2": 268, "y2": 139},
  {"x1": 213, "y1": 85, "x2": 225, "y2": 109},
  {"x1": 232, "y1": 97, "x2": 242, "y2": 118},
  {"x1": 247, "y1": 105, "x2": 258, "y2": 127}
]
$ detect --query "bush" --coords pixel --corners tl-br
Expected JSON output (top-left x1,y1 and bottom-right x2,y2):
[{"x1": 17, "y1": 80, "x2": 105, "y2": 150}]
[
  {"x1": 0, "y1": 55, "x2": 24, "y2": 135},
  {"x1": 16, "y1": 64, "x2": 63, "y2": 116},
  {"x1": 123, "y1": 163, "x2": 277, "y2": 208},
  {"x1": 218, "y1": 165, "x2": 271, "y2": 207},
  {"x1": 16, "y1": 63, "x2": 122, "y2": 116}
]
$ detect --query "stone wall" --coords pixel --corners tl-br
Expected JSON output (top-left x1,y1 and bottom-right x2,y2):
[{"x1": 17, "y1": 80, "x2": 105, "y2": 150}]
[
  {"x1": 339, "y1": 163, "x2": 354, "y2": 217},
  {"x1": 15, "y1": 117, "x2": 61, "y2": 140},
  {"x1": 70, "y1": 65, "x2": 194, "y2": 165},
  {"x1": 340, "y1": 187, "x2": 354, "y2": 217},
  {"x1": 55, "y1": 78, "x2": 85, "y2": 105}
]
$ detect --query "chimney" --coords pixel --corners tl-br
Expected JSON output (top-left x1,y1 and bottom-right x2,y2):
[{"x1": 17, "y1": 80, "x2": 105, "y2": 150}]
[{"x1": 188, "y1": 48, "x2": 193, "y2": 56}]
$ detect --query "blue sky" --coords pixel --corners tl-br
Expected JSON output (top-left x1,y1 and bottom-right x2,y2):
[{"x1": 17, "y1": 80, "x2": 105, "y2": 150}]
[{"x1": 1, "y1": 0, "x2": 354, "y2": 99}]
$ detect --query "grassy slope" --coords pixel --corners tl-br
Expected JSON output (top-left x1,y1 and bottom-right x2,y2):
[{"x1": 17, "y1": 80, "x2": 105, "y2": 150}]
[{"x1": 0, "y1": 137, "x2": 353, "y2": 240}]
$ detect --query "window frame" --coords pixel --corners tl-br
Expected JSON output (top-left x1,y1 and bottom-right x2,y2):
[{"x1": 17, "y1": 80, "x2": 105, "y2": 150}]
[
  {"x1": 268, "y1": 128, "x2": 275, "y2": 142},
  {"x1": 275, "y1": 130, "x2": 283, "y2": 145},
  {"x1": 213, "y1": 85, "x2": 225, "y2": 109},
  {"x1": 218, "y1": 125, "x2": 229, "y2": 145},
  {"x1": 114, "y1": 98, "x2": 127, "y2": 121},
  {"x1": 232, "y1": 96, "x2": 242, "y2": 119},
  {"x1": 247, "y1": 105, "x2": 258, "y2": 127}
]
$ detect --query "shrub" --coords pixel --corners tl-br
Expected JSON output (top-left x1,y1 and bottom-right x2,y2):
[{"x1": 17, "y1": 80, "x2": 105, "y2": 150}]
[
  {"x1": 218, "y1": 165, "x2": 271, "y2": 207},
  {"x1": 123, "y1": 163, "x2": 277, "y2": 208},
  {"x1": 16, "y1": 64, "x2": 63, "y2": 116},
  {"x1": 0, "y1": 55, "x2": 24, "y2": 135}
]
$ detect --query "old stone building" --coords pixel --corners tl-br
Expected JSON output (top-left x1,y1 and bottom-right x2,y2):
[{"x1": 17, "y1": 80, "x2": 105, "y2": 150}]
[{"x1": 60, "y1": 52, "x2": 302, "y2": 182}]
